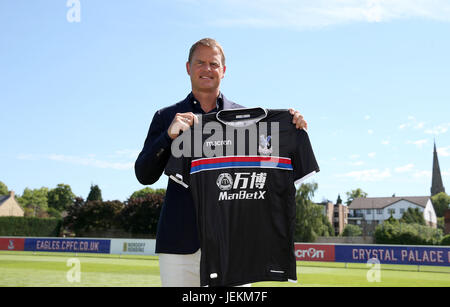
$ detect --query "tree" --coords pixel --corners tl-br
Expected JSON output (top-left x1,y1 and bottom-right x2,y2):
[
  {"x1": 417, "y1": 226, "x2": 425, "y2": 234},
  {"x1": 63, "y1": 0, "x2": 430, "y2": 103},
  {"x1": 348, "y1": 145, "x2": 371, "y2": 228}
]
[
  {"x1": 119, "y1": 193, "x2": 165, "y2": 235},
  {"x1": 65, "y1": 200, "x2": 124, "y2": 235},
  {"x1": 17, "y1": 187, "x2": 49, "y2": 217},
  {"x1": 294, "y1": 182, "x2": 334, "y2": 242},
  {"x1": 63, "y1": 196, "x2": 85, "y2": 235},
  {"x1": 87, "y1": 184, "x2": 102, "y2": 202},
  {"x1": 400, "y1": 208, "x2": 426, "y2": 225},
  {"x1": 0, "y1": 181, "x2": 8, "y2": 195},
  {"x1": 129, "y1": 187, "x2": 166, "y2": 200},
  {"x1": 48, "y1": 184, "x2": 76, "y2": 214},
  {"x1": 336, "y1": 194, "x2": 342, "y2": 205},
  {"x1": 345, "y1": 188, "x2": 368, "y2": 205},
  {"x1": 431, "y1": 192, "x2": 450, "y2": 218},
  {"x1": 342, "y1": 224, "x2": 362, "y2": 237}
]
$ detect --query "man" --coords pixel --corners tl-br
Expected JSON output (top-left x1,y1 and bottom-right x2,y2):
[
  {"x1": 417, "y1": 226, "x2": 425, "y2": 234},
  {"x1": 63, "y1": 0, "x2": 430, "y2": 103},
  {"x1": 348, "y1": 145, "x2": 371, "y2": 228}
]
[{"x1": 135, "y1": 38, "x2": 308, "y2": 287}]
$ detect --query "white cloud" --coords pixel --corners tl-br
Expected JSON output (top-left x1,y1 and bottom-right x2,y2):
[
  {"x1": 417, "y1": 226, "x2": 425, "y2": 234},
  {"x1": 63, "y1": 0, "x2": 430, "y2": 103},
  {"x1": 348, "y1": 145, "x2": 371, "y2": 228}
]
[
  {"x1": 17, "y1": 152, "x2": 135, "y2": 171},
  {"x1": 437, "y1": 146, "x2": 450, "y2": 157},
  {"x1": 399, "y1": 116, "x2": 426, "y2": 132},
  {"x1": 16, "y1": 153, "x2": 38, "y2": 160},
  {"x1": 368, "y1": 152, "x2": 376, "y2": 158},
  {"x1": 414, "y1": 122, "x2": 425, "y2": 129},
  {"x1": 412, "y1": 170, "x2": 431, "y2": 179},
  {"x1": 424, "y1": 123, "x2": 450, "y2": 135},
  {"x1": 47, "y1": 154, "x2": 134, "y2": 170},
  {"x1": 336, "y1": 168, "x2": 391, "y2": 182},
  {"x1": 364, "y1": 115, "x2": 371, "y2": 120},
  {"x1": 406, "y1": 139, "x2": 428, "y2": 148},
  {"x1": 349, "y1": 161, "x2": 365, "y2": 166},
  {"x1": 368, "y1": 129, "x2": 374, "y2": 135},
  {"x1": 394, "y1": 164, "x2": 414, "y2": 173},
  {"x1": 203, "y1": 0, "x2": 450, "y2": 30},
  {"x1": 112, "y1": 149, "x2": 140, "y2": 159}
]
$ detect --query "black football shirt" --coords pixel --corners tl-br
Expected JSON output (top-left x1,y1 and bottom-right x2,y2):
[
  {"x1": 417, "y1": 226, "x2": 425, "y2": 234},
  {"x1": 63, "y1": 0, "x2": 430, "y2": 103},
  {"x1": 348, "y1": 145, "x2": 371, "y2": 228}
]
[{"x1": 164, "y1": 107, "x2": 319, "y2": 287}]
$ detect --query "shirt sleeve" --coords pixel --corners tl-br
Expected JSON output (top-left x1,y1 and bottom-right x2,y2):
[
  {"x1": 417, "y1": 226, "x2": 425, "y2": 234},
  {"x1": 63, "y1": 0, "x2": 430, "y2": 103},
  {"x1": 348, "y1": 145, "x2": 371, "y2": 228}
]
[
  {"x1": 164, "y1": 154, "x2": 192, "y2": 189},
  {"x1": 291, "y1": 129, "x2": 320, "y2": 186}
]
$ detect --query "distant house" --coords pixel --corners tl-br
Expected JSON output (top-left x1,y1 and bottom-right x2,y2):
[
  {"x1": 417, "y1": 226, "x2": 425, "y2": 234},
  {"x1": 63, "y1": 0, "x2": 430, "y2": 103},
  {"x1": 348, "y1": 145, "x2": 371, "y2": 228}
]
[
  {"x1": 0, "y1": 191, "x2": 24, "y2": 217},
  {"x1": 348, "y1": 196, "x2": 437, "y2": 235},
  {"x1": 317, "y1": 201, "x2": 349, "y2": 236}
]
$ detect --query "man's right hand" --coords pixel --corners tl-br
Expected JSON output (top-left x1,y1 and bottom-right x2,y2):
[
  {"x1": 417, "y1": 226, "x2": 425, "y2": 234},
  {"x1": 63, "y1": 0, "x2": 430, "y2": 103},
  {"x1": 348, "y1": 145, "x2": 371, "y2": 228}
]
[{"x1": 167, "y1": 112, "x2": 199, "y2": 140}]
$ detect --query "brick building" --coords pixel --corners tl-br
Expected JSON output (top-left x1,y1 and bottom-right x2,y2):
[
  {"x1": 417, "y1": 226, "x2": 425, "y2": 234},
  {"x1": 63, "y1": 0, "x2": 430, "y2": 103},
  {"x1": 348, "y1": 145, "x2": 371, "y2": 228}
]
[{"x1": 0, "y1": 191, "x2": 24, "y2": 217}]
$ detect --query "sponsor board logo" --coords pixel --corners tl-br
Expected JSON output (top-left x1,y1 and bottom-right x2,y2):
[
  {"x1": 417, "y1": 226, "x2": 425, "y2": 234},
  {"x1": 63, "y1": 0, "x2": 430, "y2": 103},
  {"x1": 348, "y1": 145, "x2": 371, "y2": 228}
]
[
  {"x1": 123, "y1": 242, "x2": 146, "y2": 253},
  {"x1": 295, "y1": 244, "x2": 335, "y2": 262}
]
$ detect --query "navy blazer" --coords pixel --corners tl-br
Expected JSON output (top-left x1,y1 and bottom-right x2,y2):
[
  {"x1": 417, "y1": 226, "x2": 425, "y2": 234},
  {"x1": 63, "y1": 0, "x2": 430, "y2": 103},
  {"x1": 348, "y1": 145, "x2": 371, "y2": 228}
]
[{"x1": 135, "y1": 92, "x2": 243, "y2": 254}]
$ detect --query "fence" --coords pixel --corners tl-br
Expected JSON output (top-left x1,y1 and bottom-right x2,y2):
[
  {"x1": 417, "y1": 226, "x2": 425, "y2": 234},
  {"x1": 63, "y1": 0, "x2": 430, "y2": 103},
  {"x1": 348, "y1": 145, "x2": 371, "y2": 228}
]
[
  {"x1": 2, "y1": 237, "x2": 450, "y2": 269},
  {"x1": 0, "y1": 237, "x2": 155, "y2": 256},
  {"x1": 295, "y1": 243, "x2": 450, "y2": 270}
]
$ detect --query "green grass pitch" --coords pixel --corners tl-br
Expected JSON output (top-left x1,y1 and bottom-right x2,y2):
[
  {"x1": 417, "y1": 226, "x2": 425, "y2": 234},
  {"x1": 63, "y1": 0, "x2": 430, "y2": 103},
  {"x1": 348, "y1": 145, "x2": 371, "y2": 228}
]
[{"x1": 0, "y1": 251, "x2": 449, "y2": 287}]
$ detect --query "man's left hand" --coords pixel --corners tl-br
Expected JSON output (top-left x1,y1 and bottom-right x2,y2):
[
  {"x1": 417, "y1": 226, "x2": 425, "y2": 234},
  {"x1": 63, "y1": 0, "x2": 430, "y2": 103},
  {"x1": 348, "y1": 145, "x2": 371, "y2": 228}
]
[{"x1": 289, "y1": 108, "x2": 308, "y2": 130}]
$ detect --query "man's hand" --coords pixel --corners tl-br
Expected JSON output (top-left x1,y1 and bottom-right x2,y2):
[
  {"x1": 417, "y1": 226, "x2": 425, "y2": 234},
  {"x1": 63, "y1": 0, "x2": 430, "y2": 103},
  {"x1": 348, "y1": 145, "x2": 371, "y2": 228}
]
[
  {"x1": 168, "y1": 112, "x2": 199, "y2": 139},
  {"x1": 289, "y1": 108, "x2": 308, "y2": 130}
]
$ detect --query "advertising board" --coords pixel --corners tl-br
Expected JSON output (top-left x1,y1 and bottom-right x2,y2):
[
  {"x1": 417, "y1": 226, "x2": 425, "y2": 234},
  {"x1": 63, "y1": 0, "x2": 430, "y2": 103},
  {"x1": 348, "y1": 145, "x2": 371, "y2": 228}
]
[
  {"x1": 0, "y1": 238, "x2": 25, "y2": 251},
  {"x1": 24, "y1": 238, "x2": 111, "y2": 253},
  {"x1": 294, "y1": 243, "x2": 335, "y2": 262},
  {"x1": 110, "y1": 239, "x2": 156, "y2": 256},
  {"x1": 334, "y1": 245, "x2": 450, "y2": 266}
]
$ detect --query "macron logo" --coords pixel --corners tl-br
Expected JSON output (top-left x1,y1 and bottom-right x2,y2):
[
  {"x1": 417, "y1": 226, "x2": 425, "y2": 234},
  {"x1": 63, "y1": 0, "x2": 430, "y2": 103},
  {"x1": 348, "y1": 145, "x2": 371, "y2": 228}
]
[{"x1": 205, "y1": 140, "x2": 232, "y2": 147}]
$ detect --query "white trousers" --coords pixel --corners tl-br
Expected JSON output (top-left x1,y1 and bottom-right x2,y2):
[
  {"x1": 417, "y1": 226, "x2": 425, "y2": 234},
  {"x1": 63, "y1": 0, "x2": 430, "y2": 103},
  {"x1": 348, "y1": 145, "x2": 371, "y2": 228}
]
[
  {"x1": 158, "y1": 249, "x2": 201, "y2": 287},
  {"x1": 158, "y1": 249, "x2": 251, "y2": 287}
]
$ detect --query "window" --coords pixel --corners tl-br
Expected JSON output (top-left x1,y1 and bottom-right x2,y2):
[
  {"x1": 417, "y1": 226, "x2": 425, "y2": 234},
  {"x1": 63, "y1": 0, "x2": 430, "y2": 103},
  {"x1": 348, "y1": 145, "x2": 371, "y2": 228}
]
[
  {"x1": 377, "y1": 209, "x2": 383, "y2": 215},
  {"x1": 388, "y1": 208, "x2": 395, "y2": 215}
]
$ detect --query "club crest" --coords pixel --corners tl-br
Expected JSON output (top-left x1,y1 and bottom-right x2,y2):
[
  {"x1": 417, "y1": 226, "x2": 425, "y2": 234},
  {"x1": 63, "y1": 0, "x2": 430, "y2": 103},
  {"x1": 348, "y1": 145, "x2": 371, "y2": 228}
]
[{"x1": 258, "y1": 135, "x2": 272, "y2": 156}]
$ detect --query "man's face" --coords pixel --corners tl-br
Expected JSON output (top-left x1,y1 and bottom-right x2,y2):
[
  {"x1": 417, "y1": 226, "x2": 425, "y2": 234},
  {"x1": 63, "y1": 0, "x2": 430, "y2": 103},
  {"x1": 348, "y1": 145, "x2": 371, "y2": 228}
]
[{"x1": 186, "y1": 45, "x2": 226, "y2": 93}]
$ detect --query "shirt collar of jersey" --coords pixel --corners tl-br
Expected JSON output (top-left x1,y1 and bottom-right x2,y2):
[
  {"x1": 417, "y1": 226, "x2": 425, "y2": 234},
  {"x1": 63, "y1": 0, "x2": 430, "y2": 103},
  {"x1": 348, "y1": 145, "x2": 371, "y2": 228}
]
[
  {"x1": 188, "y1": 92, "x2": 224, "y2": 114},
  {"x1": 215, "y1": 107, "x2": 268, "y2": 127}
]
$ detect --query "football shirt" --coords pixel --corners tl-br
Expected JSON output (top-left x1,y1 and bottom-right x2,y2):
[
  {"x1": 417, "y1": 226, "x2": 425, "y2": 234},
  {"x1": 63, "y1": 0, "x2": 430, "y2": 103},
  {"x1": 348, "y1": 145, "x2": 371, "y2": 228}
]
[{"x1": 165, "y1": 107, "x2": 319, "y2": 286}]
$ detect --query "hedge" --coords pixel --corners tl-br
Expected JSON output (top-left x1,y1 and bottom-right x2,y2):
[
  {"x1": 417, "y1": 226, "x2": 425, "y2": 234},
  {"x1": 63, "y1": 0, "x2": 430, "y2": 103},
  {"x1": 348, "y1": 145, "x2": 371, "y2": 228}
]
[
  {"x1": 0, "y1": 216, "x2": 62, "y2": 237},
  {"x1": 374, "y1": 222, "x2": 443, "y2": 245}
]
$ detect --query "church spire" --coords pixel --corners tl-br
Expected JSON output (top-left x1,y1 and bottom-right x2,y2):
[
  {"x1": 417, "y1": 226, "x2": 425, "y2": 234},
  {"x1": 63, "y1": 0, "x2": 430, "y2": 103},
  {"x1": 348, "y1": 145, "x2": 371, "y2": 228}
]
[{"x1": 431, "y1": 140, "x2": 445, "y2": 196}]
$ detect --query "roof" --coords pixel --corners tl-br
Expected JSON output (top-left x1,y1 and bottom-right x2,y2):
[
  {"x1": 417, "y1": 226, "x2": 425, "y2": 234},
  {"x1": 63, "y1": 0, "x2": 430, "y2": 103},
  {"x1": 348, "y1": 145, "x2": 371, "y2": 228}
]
[
  {"x1": 349, "y1": 196, "x2": 430, "y2": 209},
  {"x1": 0, "y1": 195, "x2": 9, "y2": 206}
]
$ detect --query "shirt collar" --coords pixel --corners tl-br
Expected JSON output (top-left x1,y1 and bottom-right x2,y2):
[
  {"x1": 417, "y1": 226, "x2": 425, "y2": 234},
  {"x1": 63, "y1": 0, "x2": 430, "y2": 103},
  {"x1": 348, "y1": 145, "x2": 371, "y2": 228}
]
[{"x1": 189, "y1": 92, "x2": 224, "y2": 114}]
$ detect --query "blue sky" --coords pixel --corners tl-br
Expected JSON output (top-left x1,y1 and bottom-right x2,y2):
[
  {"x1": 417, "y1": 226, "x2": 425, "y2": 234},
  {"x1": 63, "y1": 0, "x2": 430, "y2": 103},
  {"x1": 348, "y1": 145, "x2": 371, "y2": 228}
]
[{"x1": 1, "y1": 0, "x2": 449, "y2": 203}]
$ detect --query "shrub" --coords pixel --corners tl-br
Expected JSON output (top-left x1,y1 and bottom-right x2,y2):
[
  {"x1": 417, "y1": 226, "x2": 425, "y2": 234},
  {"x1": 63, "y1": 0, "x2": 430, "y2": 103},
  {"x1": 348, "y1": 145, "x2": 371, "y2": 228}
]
[
  {"x1": 441, "y1": 234, "x2": 450, "y2": 246},
  {"x1": 0, "y1": 216, "x2": 62, "y2": 237},
  {"x1": 375, "y1": 222, "x2": 443, "y2": 245},
  {"x1": 342, "y1": 224, "x2": 362, "y2": 237}
]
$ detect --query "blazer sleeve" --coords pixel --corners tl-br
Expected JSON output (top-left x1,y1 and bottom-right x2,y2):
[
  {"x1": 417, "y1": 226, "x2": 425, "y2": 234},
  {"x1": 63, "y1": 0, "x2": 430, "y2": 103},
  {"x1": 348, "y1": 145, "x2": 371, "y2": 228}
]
[{"x1": 135, "y1": 110, "x2": 173, "y2": 185}]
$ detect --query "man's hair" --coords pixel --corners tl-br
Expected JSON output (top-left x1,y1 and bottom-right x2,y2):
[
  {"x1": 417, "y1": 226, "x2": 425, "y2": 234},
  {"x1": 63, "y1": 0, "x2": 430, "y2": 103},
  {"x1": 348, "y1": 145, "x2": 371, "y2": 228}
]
[{"x1": 188, "y1": 38, "x2": 226, "y2": 66}]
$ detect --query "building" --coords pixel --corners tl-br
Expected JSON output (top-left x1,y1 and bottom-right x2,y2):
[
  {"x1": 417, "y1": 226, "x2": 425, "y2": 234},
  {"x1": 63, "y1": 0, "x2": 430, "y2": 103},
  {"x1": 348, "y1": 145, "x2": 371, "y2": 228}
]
[
  {"x1": 348, "y1": 196, "x2": 437, "y2": 235},
  {"x1": 0, "y1": 191, "x2": 24, "y2": 217},
  {"x1": 318, "y1": 201, "x2": 348, "y2": 236},
  {"x1": 431, "y1": 141, "x2": 446, "y2": 196}
]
